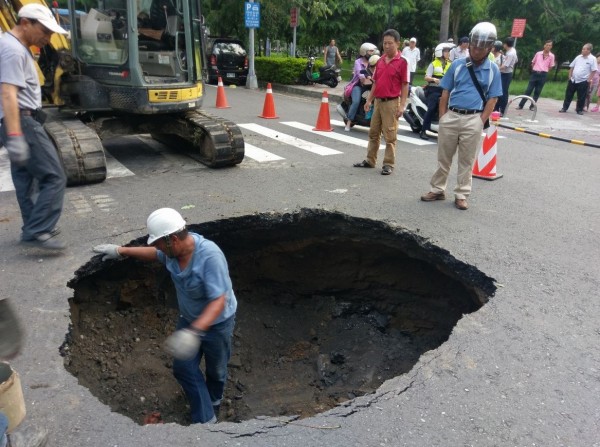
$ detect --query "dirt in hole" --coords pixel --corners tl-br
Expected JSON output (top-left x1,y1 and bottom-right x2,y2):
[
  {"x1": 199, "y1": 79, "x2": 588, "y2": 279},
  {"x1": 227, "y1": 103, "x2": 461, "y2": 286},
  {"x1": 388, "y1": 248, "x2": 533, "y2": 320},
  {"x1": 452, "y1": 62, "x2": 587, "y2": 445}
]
[{"x1": 62, "y1": 209, "x2": 495, "y2": 425}]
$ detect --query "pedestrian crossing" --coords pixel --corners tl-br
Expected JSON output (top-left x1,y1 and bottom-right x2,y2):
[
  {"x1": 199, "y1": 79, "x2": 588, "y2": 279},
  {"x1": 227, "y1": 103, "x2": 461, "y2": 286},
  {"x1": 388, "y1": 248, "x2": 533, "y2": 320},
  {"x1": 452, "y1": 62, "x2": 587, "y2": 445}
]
[{"x1": 0, "y1": 117, "x2": 503, "y2": 191}]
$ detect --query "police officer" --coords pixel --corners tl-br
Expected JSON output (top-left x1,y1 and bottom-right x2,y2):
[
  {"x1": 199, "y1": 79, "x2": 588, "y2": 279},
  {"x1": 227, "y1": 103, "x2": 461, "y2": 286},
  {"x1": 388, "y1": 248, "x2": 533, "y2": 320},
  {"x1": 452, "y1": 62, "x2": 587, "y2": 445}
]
[
  {"x1": 0, "y1": 4, "x2": 68, "y2": 250},
  {"x1": 420, "y1": 43, "x2": 453, "y2": 140}
]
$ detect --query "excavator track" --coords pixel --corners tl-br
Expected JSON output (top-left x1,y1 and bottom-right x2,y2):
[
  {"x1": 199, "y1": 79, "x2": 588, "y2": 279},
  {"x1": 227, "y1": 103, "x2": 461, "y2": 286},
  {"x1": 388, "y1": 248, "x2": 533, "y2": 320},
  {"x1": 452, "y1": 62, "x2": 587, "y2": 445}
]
[
  {"x1": 150, "y1": 110, "x2": 244, "y2": 168},
  {"x1": 44, "y1": 114, "x2": 107, "y2": 186}
]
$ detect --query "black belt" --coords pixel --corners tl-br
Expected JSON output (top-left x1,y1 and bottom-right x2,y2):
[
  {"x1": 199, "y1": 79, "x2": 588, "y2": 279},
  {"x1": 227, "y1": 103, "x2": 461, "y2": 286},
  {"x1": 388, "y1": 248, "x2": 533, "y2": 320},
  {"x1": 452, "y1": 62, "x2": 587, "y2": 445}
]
[
  {"x1": 532, "y1": 70, "x2": 547, "y2": 74},
  {"x1": 449, "y1": 107, "x2": 482, "y2": 115},
  {"x1": 19, "y1": 108, "x2": 46, "y2": 124},
  {"x1": 377, "y1": 96, "x2": 399, "y2": 102}
]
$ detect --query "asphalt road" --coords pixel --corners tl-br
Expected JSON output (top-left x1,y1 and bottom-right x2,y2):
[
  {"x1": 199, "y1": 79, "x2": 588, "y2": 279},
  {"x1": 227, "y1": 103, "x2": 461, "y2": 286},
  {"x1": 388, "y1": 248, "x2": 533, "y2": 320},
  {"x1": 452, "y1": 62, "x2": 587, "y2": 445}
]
[{"x1": 0, "y1": 83, "x2": 599, "y2": 446}]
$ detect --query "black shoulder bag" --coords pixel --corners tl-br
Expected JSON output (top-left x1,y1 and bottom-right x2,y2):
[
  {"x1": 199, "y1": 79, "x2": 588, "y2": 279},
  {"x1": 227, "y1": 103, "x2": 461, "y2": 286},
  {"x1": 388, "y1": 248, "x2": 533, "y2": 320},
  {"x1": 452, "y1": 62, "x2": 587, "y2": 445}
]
[{"x1": 465, "y1": 58, "x2": 490, "y2": 129}]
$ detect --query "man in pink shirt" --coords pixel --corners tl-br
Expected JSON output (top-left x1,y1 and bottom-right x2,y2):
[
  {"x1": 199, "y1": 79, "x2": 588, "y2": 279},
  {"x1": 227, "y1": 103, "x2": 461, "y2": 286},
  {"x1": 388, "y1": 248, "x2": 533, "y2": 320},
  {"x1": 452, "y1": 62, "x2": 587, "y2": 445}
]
[
  {"x1": 353, "y1": 29, "x2": 409, "y2": 175},
  {"x1": 517, "y1": 40, "x2": 555, "y2": 110}
]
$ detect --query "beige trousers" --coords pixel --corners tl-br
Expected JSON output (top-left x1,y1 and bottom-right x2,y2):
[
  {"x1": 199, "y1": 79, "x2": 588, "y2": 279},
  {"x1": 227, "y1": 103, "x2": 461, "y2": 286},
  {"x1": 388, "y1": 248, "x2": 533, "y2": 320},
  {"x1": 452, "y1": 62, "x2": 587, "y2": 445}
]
[
  {"x1": 429, "y1": 110, "x2": 484, "y2": 199},
  {"x1": 366, "y1": 98, "x2": 399, "y2": 168}
]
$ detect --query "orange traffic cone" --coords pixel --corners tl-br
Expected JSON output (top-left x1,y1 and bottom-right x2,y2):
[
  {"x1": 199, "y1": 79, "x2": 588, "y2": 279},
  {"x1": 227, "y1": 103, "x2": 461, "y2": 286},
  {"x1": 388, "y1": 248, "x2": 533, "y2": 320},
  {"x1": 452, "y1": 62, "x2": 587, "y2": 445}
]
[
  {"x1": 215, "y1": 77, "x2": 230, "y2": 109},
  {"x1": 259, "y1": 83, "x2": 279, "y2": 119},
  {"x1": 473, "y1": 114, "x2": 503, "y2": 180},
  {"x1": 313, "y1": 91, "x2": 333, "y2": 132}
]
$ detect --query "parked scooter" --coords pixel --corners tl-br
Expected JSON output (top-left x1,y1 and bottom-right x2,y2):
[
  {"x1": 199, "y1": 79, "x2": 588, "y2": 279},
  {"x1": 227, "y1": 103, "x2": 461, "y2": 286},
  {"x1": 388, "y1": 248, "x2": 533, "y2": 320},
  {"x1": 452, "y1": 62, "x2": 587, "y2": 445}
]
[
  {"x1": 402, "y1": 86, "x2": 440, "y2": 135},
  {"x1": 299, "y1": 56, "x2": 341, "y2": 88}
]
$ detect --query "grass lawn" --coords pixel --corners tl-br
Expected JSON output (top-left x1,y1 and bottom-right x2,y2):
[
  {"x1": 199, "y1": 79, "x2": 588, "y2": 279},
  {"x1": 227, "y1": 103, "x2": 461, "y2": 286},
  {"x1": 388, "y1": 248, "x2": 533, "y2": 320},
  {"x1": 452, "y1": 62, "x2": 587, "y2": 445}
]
[{"x1": 339, "y1": 59, "x2": 596, "y2": 102}]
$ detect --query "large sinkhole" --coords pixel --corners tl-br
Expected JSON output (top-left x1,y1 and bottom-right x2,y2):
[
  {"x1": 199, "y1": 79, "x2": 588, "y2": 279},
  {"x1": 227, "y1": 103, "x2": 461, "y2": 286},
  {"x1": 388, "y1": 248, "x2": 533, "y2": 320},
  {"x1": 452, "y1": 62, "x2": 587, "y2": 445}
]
[{"x1": 62, "y1": 209, "x2": 496, "y2": 425}]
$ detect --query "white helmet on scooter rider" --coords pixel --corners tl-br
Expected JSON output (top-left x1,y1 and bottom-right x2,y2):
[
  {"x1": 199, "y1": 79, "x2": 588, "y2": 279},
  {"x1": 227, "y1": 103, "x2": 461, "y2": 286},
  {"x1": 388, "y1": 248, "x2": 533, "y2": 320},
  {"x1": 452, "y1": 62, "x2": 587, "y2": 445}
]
[
  {"x1": 469, "y1": 22, "x2": 497, "y2": 49},
  {"x1": 368, "y1": 54, "x2": 380, "y2": 66},
  {"x1": 359, "y1": 42, "x2": 379, "y2": 57},
  {"x1": 434, "y1": 43, "x2": 454, "y2": 58}
]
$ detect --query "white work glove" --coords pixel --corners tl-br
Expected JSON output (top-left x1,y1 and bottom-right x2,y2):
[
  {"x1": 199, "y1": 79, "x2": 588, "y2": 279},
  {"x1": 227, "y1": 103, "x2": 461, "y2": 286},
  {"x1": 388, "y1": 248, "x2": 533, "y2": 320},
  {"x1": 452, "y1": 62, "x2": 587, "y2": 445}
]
[
  {"x1": 164, "y1": 328, "x2": 205, "y2": 360},
  {"x1": 4, "y1": 135, "x2": 30, "y2": 167},
  {"x1": 93, "y1": 244, "x2": 123, "y2": 261}
]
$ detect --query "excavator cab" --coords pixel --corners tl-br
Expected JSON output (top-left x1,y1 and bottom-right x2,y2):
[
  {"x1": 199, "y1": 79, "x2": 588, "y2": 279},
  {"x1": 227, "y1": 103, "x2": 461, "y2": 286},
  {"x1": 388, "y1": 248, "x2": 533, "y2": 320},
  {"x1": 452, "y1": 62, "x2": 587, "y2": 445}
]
[
  {"x1": 2, "y1": 0, "x2": 244, "y2": 185},
  {"x1": 60, "y1": 0, "x2": 204, "y2": 113}
]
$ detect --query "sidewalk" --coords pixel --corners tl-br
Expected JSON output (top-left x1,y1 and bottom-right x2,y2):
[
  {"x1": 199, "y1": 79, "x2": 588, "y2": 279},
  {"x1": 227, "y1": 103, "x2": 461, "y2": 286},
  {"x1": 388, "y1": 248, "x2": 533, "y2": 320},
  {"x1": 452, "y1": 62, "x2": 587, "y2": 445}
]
[{"x1": 265, "y1": 81, "x2": 600, "y2": 145}]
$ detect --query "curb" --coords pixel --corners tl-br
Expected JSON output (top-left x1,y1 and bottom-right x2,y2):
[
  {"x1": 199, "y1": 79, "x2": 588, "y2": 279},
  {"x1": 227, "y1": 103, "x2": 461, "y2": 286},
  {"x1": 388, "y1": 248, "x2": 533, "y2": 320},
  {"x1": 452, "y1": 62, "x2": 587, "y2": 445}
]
[{"x1": 258, "y1": 81, "x2": 345, "y2": 104}]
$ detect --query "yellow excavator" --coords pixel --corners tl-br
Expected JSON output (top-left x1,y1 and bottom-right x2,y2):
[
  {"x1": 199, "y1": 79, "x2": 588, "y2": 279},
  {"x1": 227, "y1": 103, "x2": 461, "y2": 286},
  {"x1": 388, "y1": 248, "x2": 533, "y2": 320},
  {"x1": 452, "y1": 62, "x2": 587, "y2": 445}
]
[{"x1": 0, "y1": 0, "x2": 244, "y2": 185}]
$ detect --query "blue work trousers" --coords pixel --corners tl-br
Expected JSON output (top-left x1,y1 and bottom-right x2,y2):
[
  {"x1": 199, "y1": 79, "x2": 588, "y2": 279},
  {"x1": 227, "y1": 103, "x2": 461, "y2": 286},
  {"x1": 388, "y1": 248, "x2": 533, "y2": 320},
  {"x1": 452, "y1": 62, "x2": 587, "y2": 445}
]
[
  {"x1": 0, "y1": 412, "x2": 8, "y2": 447},
  {"x1": 172, "y1": 315, "x2": 235, "y2": 424},
  {"x1": 1, "y1": 116, "x2": 66, "y2": 240}
]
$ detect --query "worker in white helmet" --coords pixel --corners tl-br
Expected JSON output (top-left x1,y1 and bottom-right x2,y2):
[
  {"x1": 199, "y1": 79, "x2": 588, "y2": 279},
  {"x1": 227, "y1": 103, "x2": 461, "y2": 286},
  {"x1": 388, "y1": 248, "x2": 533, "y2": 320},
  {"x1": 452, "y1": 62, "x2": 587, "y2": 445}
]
[{"x1": 93, "y1": 208, "x2": 237, "y2": 424}]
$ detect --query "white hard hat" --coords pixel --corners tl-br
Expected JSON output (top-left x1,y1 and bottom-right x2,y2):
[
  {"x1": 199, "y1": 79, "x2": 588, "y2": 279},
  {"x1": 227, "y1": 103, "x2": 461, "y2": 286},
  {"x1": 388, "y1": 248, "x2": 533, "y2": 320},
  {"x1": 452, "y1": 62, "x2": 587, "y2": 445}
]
[
  {"x1": 18, "y1": 3, "x2": 68, "y2": 35},
  {"x1": 469, "y1": 22, "x2": 497, "y2": 49},
  {"x1": 359, "y1": 42, "x2": 378, "y2": 57},
  {"x1": 146, "y1": 208, "x2": 186, "y2": 245}
]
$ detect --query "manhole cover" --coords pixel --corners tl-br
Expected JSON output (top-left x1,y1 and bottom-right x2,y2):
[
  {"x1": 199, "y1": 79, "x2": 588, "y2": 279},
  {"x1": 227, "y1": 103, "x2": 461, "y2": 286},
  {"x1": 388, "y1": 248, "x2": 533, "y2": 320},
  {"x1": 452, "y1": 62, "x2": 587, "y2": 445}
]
[{"x1": 62, "y1": 209, "x2": 495, "y2": 425}]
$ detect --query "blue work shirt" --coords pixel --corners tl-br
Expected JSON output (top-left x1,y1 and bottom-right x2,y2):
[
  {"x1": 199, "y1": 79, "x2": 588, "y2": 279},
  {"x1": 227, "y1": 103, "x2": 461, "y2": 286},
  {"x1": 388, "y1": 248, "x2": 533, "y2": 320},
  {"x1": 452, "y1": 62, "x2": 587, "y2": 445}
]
[
  {"x1": 440, "y1": 57, "x2": 502, "y2": 110},
  {"x1": 157, "y1": 232, "x2": 237, "y2": 325}
]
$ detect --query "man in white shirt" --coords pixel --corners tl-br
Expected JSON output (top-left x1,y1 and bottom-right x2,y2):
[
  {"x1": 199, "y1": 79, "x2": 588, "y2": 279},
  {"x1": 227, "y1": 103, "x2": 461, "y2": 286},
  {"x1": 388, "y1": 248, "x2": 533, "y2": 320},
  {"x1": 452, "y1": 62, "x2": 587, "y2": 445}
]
[
  {"x1": 560, "y1": 43, "x2": 598, "y2": 115},
  {"x1": 402, "y1": 37, "x2": 420, "y2": 84},
  {"x1": 495, "y1": 37, "x2": 518, "y2": 115},
  {"x1": 449, "y1": 36, "x2": 469, "y2": 61}
]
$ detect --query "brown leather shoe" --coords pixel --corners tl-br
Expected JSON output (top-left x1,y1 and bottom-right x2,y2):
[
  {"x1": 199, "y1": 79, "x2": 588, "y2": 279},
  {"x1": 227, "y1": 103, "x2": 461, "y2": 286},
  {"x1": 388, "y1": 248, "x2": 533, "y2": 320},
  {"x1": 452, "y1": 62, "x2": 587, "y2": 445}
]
[
  {"x1": 454, "y1": 198, "x2": 468, "y2": 210},
  {"x1": 421, "y1": 191, "x2": 446, "y2": 202}
]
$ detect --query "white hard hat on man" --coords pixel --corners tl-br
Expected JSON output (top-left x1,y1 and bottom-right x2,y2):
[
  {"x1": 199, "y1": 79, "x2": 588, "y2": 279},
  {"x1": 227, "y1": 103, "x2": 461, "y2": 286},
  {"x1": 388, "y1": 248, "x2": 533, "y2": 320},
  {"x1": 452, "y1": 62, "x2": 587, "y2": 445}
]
[{"x1": 146, "y1": 208, "x2": 187, "y2": 245}]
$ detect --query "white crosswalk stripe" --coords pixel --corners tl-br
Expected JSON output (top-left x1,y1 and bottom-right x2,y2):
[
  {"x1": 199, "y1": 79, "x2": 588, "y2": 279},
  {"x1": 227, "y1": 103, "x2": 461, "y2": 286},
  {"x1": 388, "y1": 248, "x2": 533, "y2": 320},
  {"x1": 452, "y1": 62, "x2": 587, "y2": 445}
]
[
  {"x1": 244, "y1": 143, "x2": 285, "y2": 162},
  {"x1": 239, "y1": 123, "x2": 342, "y2": 156},
  {"x1": 329, "y1": 120, "x2": 435, "y2": 146},
  {"x1": 1, "y1": 117, "x2": 510, "y2": 188}
]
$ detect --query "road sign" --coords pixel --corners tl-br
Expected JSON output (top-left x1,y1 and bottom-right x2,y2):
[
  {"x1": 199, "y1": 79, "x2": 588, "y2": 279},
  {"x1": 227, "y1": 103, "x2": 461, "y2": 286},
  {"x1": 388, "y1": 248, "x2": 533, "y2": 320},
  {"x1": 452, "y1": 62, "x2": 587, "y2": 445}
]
[
  {"x1": 290, "y1": 7, "x2": 298, "y2": 27},
  {"x1": 511, "y1": 19, "x2": 526, "y2": 38},
  {"x1": 245, "y1": 1, "x2": 260, "y2": 28}
]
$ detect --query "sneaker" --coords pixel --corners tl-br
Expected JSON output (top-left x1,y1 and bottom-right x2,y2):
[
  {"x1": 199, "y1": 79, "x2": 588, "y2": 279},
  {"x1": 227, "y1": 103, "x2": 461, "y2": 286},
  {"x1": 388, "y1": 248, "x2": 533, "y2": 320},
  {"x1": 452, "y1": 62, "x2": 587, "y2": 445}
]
[
  {"x1": 559, "y1": 108, "x2": 566, "y2": 113},
  {"x1": 21, "y1": 233, "x2": 66, "y2": 251},
  {"x1": 344, "y1": 122, "x2": 351, "y2": 132},
  {"x1": 6, "y1": 423, "x2": 48, "y2": 447},
  {"x1": 381, "y1": 165, "x2": 393, "y2": 175},
  {"x1": 421, "y1": 191, "x2": 446, "y2": 201},
  {"x1": 576, "y1": 111, "x2": 583, "y2": 115},
  {"x1": 592, "y1": 106, "x2": 599, "y2": 112}
]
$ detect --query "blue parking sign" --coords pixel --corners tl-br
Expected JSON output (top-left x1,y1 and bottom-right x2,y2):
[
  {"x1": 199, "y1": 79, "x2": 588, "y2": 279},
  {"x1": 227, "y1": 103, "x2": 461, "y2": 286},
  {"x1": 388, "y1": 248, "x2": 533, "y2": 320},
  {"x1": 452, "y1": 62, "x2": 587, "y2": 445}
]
[{"x1": 245, "y1": 2, "x2": 260, "y2": 28}]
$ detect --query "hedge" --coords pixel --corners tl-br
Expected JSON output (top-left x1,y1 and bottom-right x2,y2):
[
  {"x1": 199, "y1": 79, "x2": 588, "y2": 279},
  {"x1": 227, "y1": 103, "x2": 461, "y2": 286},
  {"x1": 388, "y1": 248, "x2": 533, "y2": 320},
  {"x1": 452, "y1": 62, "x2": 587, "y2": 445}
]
[{"x1": 254, "y1": 56, "x2": 323, "y2": 85}]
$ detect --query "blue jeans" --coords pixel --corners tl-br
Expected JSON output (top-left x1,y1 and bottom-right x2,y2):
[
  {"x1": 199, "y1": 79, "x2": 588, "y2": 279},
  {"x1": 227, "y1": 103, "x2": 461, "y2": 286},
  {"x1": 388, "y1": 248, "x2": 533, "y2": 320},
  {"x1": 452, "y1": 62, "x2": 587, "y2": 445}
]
[
  {"x1": 1, "y1": 116, "x2": 66, "y2": 240},
  {"x1": 347, "y1": 85, "x2": 363, "y2": 121},
  {"x1": 172, "y1": 315, "x2": 235, "y2": 424},
  {"x1": 0, "y1": 412, "x2": 8, "y2": 447}
]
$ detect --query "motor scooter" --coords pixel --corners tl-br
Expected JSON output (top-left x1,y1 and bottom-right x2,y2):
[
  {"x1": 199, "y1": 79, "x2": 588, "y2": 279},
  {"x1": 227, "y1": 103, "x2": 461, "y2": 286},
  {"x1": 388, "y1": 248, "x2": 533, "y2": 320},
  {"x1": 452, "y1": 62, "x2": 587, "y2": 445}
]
[
  {"x1": 299, "y1": 56, "x2": 341, "y2": 88},
  {"x1": 336, "y1": 69, "x2": 373, "y2": 128},
  {"x1": 402, "y1": 85, "x2": 440, "y2": 135}
]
